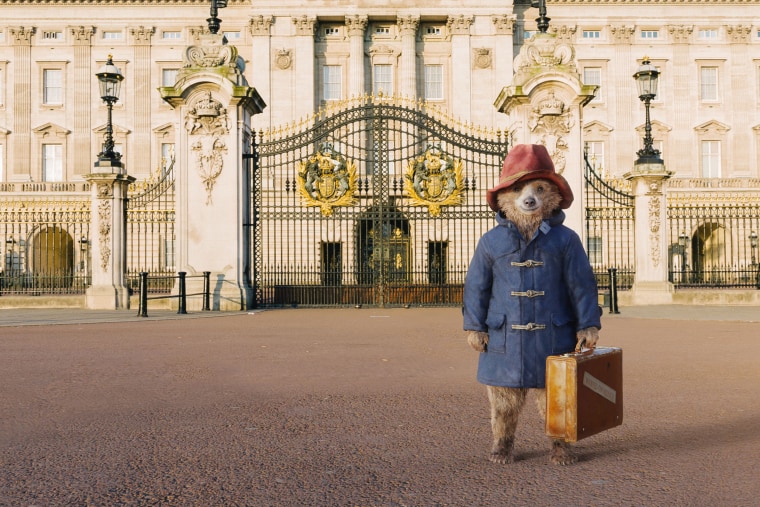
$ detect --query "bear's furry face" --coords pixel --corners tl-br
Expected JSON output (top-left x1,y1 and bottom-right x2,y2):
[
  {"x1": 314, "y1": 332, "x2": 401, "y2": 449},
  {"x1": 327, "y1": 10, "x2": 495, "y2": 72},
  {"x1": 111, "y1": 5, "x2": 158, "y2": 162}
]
[{"x1": 496, "y1": 179, "x2": 562, "y2": 241}]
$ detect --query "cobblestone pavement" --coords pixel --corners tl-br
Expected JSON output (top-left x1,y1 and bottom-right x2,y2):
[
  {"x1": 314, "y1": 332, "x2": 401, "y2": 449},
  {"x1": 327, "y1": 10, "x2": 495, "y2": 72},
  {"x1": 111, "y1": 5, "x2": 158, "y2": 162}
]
[{"x1": 1, "y1": 307, "x2": 759, "y2": 506}]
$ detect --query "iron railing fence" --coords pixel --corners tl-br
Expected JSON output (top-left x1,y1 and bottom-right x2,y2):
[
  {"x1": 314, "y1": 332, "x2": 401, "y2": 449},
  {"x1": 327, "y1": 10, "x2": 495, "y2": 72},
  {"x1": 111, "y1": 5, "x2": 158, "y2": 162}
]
[
  {"x1": 125, "y1": 163, "x2": 176, "y2": 294},
  {"x1": 0, "y1": 194, "x2": 91, "y2": 296},
  {"x1": 667, "y1": 188, "x2": 760, "y2": 289},
  {"x1": 583, "y1": 153, "x2": 636, "y2": 291}
]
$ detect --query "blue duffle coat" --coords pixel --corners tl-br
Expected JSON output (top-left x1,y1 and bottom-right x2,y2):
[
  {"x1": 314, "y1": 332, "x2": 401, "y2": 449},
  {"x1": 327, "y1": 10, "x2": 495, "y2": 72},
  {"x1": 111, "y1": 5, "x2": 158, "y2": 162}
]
[{"x1": 463, "y1": 211, "x2": 601, "y2": 388}]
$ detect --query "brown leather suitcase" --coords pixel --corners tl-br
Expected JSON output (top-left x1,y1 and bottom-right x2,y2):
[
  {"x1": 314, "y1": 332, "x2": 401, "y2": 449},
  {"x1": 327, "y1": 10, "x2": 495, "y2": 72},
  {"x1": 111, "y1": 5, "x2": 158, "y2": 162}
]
[{"x1": 545, "y1": 347, "x2": 623, "y2": 443}]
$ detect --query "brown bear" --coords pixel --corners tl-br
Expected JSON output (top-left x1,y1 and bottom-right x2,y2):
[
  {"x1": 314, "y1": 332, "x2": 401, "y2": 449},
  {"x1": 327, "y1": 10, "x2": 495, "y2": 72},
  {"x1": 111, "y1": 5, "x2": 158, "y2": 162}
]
[{"x1": 463, "y1": 144, "x2": 601, "y2": 465}]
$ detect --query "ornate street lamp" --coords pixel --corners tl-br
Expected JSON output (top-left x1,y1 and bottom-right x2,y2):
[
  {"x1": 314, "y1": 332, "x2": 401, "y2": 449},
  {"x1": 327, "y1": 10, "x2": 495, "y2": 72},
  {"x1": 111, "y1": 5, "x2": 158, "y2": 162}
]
[
  {"x1": 95, "y1": 55, "x2": 124, "y2": 168},
  {"x1": 633, "y1": 57, "x2": 663, "y2": 166},
  {"x1": 678, "y1": 231, "x2": 689, "y2": 283},
  {"x1": 207, "y1": 0, "x2": 228, "y2": 35},
  {"x1": 530, "y1": 0, "x2": 551, "y2": 34}
]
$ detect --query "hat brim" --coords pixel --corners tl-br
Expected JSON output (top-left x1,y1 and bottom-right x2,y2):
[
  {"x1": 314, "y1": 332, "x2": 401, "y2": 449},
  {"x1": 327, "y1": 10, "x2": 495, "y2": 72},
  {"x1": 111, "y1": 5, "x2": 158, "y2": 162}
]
[{"x1": 486, "y1": 171, "x2": 574, "y2": 211}]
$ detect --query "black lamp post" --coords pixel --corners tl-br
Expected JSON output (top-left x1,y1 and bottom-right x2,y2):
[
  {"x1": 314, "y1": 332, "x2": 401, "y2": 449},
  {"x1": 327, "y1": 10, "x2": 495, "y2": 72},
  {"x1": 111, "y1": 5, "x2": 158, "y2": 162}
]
[
  {"x1": 633, "y1": 57, "x2": 663, "y2": 166},
  {"x1": 95, "y1": 55, "x2": 124, "y2": 169},
  {"x1": 207, "y1": 0, "x2": 228, "y2": 35},
  {"x1": 530, "y1": 0, "x2": 551, "y2": 34},
  {"x1": 678, "y1": 231, "x2": 689, "y2": 283},
  {"x1": 750, "y1": 231, "x2": 759, "y2": 289}
]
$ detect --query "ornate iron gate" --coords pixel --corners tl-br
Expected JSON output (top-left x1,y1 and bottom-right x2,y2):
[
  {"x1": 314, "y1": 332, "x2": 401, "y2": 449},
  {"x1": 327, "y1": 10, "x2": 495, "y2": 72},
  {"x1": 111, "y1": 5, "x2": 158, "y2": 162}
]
[
  {"x1": 583, "y1": 152, "x2": 635, "y2": 290},
  {"x1": 249, "y1": 96, "x2": 508, "y2": 307}
]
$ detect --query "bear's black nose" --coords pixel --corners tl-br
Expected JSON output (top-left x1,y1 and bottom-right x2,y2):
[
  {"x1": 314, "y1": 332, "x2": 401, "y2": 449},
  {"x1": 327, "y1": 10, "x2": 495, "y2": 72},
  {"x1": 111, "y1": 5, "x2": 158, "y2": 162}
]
[{"x1": 524, "y1": 197, "x2": 536, "y2": 207}]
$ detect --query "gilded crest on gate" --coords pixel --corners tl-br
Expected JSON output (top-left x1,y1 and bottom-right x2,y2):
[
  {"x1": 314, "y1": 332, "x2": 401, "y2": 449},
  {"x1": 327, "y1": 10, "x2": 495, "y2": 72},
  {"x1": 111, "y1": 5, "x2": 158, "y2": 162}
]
[
  {"x1": 297, "y1": 143, "x2": 358, "y2": 216},
  {"x1": 404, "y1": 145, "x2": 464, "y2": 216}
]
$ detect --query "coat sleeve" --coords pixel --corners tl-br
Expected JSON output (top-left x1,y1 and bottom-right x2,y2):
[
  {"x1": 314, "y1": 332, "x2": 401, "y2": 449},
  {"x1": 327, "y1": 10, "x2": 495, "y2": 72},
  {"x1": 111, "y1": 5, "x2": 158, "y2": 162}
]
[
  {"x1": 462, "y1": 237, "x2": 493, "y2": 332},
  {"x1": 563, "y1": 232, "x2": 602, "y2": 331}
]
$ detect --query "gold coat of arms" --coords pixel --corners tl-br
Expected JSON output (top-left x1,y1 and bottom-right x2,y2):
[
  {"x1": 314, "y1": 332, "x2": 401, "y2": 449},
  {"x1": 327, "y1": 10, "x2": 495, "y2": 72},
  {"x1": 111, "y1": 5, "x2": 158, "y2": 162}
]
[
  {"x1": 297, "y1": 143, "x2": 358, "y2": 216},
  {"x1": 404, "y1": 145, "x2": 463, "y2": 216}
]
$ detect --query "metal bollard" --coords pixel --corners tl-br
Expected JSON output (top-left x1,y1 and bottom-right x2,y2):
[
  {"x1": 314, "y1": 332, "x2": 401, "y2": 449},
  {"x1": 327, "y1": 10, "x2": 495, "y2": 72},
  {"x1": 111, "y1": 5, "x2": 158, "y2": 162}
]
[
  {"x1": 177, "y1": 271, "x2": 187, "y2": 314},
  {"x1": 608, "y1": 267, "x2": 620, "y2": 314},
  {"x1": 138, "y1": 272, "x2": 149, "y2": 317},
  {"x1": 202, "y1": 271, "x2": 211, "y2": 311}
]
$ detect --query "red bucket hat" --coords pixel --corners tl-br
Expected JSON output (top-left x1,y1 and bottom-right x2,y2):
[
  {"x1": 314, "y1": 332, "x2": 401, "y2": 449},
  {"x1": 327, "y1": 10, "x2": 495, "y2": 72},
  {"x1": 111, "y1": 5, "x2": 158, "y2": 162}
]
[{"x1": 485, "y1": 144, "x2": 574, "y2": 212}]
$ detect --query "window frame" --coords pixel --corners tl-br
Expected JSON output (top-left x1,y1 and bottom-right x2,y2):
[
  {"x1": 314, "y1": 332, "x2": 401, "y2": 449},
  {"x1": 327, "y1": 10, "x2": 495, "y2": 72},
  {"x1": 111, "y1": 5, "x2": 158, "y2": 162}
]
[
  {"x1": 322, "y1": 65, "x2": 342, "y2": 102},
  {"x1": 42, "y1": 143, "x2": 64, "y2": 182},
  {"x1": 372, "y1": 64, "x2": 394, "y2": 96},
  {"x1": 42, "y1": 67, "x2": 64, "y2": 106},
  {"x1": 700, "y1": 140, "x2": 721, "y2": 178},
  {"x1": 423, "y1": 64, "x2": 444, "y2": 101}
]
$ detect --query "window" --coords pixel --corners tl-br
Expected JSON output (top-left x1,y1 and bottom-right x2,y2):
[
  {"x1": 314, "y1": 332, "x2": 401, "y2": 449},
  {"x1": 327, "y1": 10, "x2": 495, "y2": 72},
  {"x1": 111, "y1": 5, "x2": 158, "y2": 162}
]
[
  {"x1": 324, "y1": 27, "x2": 340, "y2": 36},
  {"x1": 373, "y1": 64, "x2": 393, "y2": 96},
  {"x1": 375, "y1": 26, "x2": 390, "y2": 35},
  {"x1": 582, "y1": 30, "x2": 601, "y2": 39},
  {"x1": 428, "y1": 241, "x2": 447, "y2": 284},
  {"x1": 700, "y1": 67, "x2": 719, "y2": 101},
  {"x1": 524, "y1": 30, "x2": 535, "y2": 40},
  {"x1": 426, "y1": 26, "x2": 442, "y2": 36},
  {"x1": 585, "y1": 141, "x2": 605, "y2": 176},
  {"x1": 698, "y1": 29, "x2": 718, "y2": 40},
  {"x1": 587, "y1": 236, "x2": 603, "y2": 267},
  {"x1": 223, "y1": 31, "x2": 240, "y2": 40},
  {"x1": 424, "y1": 65, "x2": 443, "y2": 100},
  {"x1": 641, "y1": 30, "x2": 659, "y2": 39},
  {"x1": 42, "y1": 144, "x2": 63, "y2": 182},
  {"x1": 42, "y1": 31, "x2": 63, "y2": 40},
  {"x1": 583, "y1": 67, "x2": 603, "y2": 102},
  {"x1": 160, "y1": 143, "x2": 175, "y2": 176},
  {"x1": 162, "y1": 236, "x2": 175, "y2": 270},
  {"x1": 701, "y1": 141, "x2": 721, "y2": 178},
  {"x1": 43, "y1": 69, "x2": 63, "y2": 105},
  {"x1": 323, "y1": 65, "x2": 341, "y2": 101},
  {"x1": 162, "y1": 68, "x2": 179, "y2": 87},
  {"x1": 162, "y1": 31, "x2": 181, "y2": 40},
  {"x1": 102, "y1": 31, "x2": 123, "y2": 40},
  {"x1": 321, "y1": 242, "x2": 342, "y2": 286}
]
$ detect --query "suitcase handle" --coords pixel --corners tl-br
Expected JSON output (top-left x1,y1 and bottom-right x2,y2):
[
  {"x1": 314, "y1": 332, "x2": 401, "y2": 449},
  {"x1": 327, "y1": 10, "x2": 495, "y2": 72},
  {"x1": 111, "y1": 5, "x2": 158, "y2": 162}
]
[{"x1": 573, "y1": 343, "x2": 596, "y2": 354}]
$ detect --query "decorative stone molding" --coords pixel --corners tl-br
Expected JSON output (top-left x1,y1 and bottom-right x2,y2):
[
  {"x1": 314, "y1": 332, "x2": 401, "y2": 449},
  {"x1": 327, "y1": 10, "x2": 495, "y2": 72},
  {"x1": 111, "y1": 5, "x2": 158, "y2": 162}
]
[
  {"x1": 550, "y1": 25, "x2": 577, "y2": 42},
  {"x1": 249, "y1": 15, "x2": 273, "y2": 36},
  {"x1": 96, "y1": 184, "x2": 113, "y2": 272},
  {"x1": 648, "y1": 195, "x2": 662, "y2": 267},
  {"x1": 727, "y1": 25, "x2": 752, "y2": 43},
  {"x1": 129, "y1": 26, "x2": 154, "y2": 44},
  {"x1": 292, "y1": 15, "x2": 316, "y2": 36},
  {"x1": 274, "y1": 49, "x2": 292, "y2": 70},
  {"x1": 191, "y1": 136, "x2": 227, "y2": 206},
  {"x1": 185, "y1": 91, "x2": 230, "y2": 205},
  {"x1": 184, "y1": 91, "x2": 229, "y2": 136},
  {"x1": 397, "y1": 15, "x2": 419, "y2": 37},
  {"x1": 609, "y1": 25, "x2": 634, "y2": 44},
  {"x1": 9, "y1": 27, "x2": 34, "y2": 44},
  {"x1": 345, "y1": 15, "x2": 368, "y2": 37},
  {"x1": 473, "y1": 48, "x2": 492, "y2": 70},
  {"x1": 492, "y1": 15, "x2": 516, "y2": 35},
  {"x1": 70, "y1": 26, "x2": 95, "y2": 44},
  {"x1": 447, "y1": 15, "x2": 473, "y2": 36},
  {"x1": 667, "y1": 25, "x2": 693, "y2": 43},
  {"x1": 185, "y1": 38, "x2": 237, "y2": 68}
]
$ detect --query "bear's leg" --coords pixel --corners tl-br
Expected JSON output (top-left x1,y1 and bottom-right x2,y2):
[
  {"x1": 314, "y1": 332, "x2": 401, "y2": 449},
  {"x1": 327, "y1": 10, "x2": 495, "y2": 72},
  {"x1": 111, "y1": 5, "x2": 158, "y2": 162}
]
[
  {"x1": 486, "y1": 386, "x2": 527, "y2": 463},
  {"x1": 534, "y1": 388, "x2": 578, "y2": 465}
]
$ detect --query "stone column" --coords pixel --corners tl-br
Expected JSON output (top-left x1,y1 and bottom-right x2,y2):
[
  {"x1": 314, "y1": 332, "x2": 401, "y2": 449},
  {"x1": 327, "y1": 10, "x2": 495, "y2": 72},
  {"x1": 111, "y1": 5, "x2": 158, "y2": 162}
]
[
  {"x1": 291, "y1": 16, "x2": 315, "y2": 121},
  {"x1": 667, "y1": 25, "x2": 693, "y2": 178},
  {"x1": 346, "y1": 15, "x2": 368, "y2": 98},
  {"x1": 447, "y1": 15, "x2": 473, "y2": 121},
  {"x1": 249, "y1": 15, "x2": 273, "y2": 124},
  {"x1": 623, "y1": 165, "x2": 674, "y2": 304},
  {"x1": 160, "y1": 33, "x2": 265, "y2": 311},
  {"x1": 727, "y1": 25, "x2": 753, "y2": 174},
  {"x1": 397, "y1": 15, "x2": 419, "y2": 99},
  {"x1": 609, "y1": 26, "x2": 636, "y2": 173},
  {"x1": 129, "y1": 26, "x2": 155, "y2": 179},
  {"x1": 9, "y1": 27, "x2": 33, "y2": 181},
  {"x1": 84, "y1": 171, "x2": 135, "y2": 309},
  {"x1": 71, "y1": 26, "x2": 95, "y2": 177}
]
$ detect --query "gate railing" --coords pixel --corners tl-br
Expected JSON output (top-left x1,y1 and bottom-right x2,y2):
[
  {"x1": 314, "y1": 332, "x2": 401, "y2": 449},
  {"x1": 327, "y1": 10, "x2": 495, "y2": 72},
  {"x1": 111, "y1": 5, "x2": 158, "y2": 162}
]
[{"x1": 583, "y1": 151, "x2": 635, "y2": 291}]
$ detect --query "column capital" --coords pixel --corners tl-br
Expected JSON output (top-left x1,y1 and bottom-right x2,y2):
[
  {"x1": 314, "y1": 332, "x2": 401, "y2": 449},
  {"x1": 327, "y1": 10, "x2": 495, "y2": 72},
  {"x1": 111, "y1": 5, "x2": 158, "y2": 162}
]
[
  {"x1": 492, "y1": 14, "x2": 516, "y2": 35},
  {"x1": 447, "y1": 15, "x2": 473, "y2": 36},
  {"x1": 345, "y1": 15, "x2": 368, "y2": 37},
  {"x1": 129, "y1": 26, "x2": 155, "y2": 45},
  {"x1": 727, "y1": 25, "x2": 752, "y2": 44},
  {"x1": 249, "y1": 15, "x2": 274, "y2": 37},
  {"x1": 9, "y1": 27, "x2": 34, "y2": 45},
  {"x1": 667, "y1": 25, "x2": 693, "y2": 44},
  {"x1": 609, "y1": 25, "x2": 634, "y2": 44},
  {"x1": 397, "y1": 15, "x2": 419, "y2": 37},
  {"x1": 292, "y1": 15, "x2": 316, "y2": 36},
  {"x1": 70, "y1": 26, "x2": 95, "y2": 44}
]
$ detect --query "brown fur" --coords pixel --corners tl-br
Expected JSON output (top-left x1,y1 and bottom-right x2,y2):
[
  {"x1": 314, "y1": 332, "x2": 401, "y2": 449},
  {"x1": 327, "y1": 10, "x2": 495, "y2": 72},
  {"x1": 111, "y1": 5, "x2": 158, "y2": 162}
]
[{"x1": 496, "y1": 180, "x2": 562, "y2": 241}]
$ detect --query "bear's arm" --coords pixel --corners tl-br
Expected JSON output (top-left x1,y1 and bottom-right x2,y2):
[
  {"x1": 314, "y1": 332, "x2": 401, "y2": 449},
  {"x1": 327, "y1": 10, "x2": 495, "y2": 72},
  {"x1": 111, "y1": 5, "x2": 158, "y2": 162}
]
[{"x1": 463, "y1": 237, "x2": 493, "y2": 332}]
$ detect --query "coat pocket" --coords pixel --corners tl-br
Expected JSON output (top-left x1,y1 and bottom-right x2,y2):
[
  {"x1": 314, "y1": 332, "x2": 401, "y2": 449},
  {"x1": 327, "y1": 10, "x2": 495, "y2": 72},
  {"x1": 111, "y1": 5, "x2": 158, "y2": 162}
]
[
  {"x1": 485, "y1": 312, "x2": 508, "y2": 354},
  {"x1": 550, "y1": 312, "x2": 576, "y2": 354}
]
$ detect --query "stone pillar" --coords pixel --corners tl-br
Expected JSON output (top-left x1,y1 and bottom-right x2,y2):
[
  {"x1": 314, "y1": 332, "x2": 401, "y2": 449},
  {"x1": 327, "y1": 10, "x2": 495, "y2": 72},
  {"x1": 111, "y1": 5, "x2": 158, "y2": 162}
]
[
  {"x1": 397, "y1": 15, "x2": 419, "y2": 99},
  {"x1": 447, "y1": 15, "x2": 473, "y2": 121},
  {"x1": 609, "y1": 26, "x2": 636, "y2": 173},
  {"x1": 623, "y1": 165, "x2": 674, "y2": 304},
  {"x1": 130, "y1": 26, "x2": 155, "y2": 179},
  {"x1": 493, "y1": 33, "x2": 597, "y2": 235},
  {"x1": 84, "y1": 170, "x2": 135, "y2": 309},
  {"x1": 291, "y1": 16, "x2": 315, "y2": 121},
  {"x1": 346, "y1": 15, "x2": 367, "y2": 98},
  {"x1": 160, "y1": 34, "x2": 265, "y2": 311},
  {"x1": 9, "y1": 27, "x2": 33, "y2": 181},
  {"x1": 250, "y1": 15, "x2": 273, "y2": 124},
  {"x1": 71, "y1": 26, "x2": 95, "y2": 177}
]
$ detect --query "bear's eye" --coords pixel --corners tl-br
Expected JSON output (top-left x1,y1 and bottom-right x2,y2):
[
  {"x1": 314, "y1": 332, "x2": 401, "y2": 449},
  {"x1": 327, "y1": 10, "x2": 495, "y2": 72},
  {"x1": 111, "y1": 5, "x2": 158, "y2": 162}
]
[
  {"x1": 512, "y1": 184, "x2": 523, "y2": 193},
  {"x1": 536, "y1": 184, "x2": 545, "y2": 193}
]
